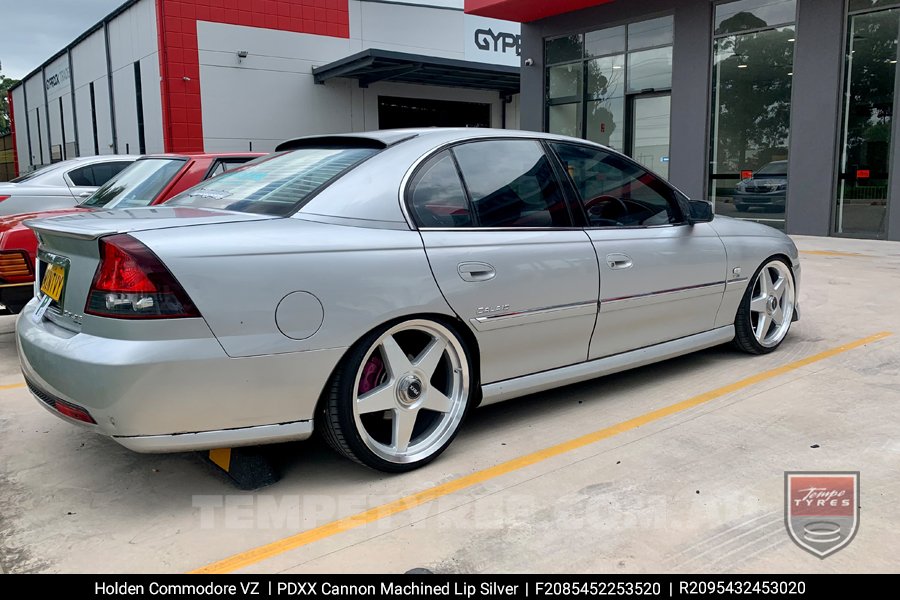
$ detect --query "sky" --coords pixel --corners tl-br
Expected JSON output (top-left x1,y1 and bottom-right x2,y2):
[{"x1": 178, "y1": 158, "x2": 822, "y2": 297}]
[{"x1": 0, "y1": 0, "x2": 125, "y2": 80}]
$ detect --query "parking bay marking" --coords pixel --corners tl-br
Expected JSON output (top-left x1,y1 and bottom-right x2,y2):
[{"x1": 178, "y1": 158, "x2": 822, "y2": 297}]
[
  {"x1": 159, "y1": 331, "x2": 887, "y2": 572},
  {"x1": 0, "y1": 382, "x2": 24, "y2": 391}
]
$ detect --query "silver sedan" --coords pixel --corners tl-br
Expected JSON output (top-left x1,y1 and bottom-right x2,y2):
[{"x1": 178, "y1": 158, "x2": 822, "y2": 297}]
[
  {"x1": 0, "y1": 155, "x2": 136, "y2": 215},
  {"x1": 17, "y1": 129, "x2": 800, "y2": 472}
]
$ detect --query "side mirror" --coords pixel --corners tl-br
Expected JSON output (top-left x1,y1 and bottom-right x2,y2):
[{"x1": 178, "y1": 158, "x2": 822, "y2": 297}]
[{"x1": 687, "y1": 199, "x2": 714, "y2": 224}]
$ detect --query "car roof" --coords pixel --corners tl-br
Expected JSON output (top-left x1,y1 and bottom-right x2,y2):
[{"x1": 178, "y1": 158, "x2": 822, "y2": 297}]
[{"x1": 276, "y1": 128, "x2": 611, "y2": 153}]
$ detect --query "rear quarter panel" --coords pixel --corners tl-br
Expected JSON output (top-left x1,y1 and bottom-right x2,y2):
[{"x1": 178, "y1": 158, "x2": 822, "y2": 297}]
[{"x1": 132, "y1": 218, "x2": 457, "y2": 358}]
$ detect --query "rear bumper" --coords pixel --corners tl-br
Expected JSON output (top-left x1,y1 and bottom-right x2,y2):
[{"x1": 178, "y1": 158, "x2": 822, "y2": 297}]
[{"x1": 16, "y1": 300, "x2": 346, "y2": 452}]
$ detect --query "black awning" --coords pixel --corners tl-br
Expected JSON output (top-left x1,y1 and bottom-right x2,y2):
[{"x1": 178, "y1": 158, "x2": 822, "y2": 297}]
[{"x1": 313, "y1": 49, "x2": 520, "y2": 95}]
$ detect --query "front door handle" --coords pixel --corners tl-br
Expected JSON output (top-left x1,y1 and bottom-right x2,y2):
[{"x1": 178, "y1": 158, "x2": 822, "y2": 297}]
[
  {"x1": 606, "y1": 253, "x2": 633, "y2": 270},
  {"x1": 78, "y1": 191, "x2": 93, "y2": 198},
  {"x1": 458, "y1": 261, "x2": 496, "y2": 282}
]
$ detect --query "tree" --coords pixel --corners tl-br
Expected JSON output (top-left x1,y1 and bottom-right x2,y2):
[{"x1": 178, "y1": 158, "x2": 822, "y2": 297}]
[{"x1": 0, "y1": 73, "x2": 20, "y2": 136}]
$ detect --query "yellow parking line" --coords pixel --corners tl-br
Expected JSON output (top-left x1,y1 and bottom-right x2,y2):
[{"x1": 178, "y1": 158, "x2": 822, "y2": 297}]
[
  {"x1": 801, "y1": 250, "x2": 867, "y2": 258},
  {"x1": 190, "y1": 331, "x2": 890, "y2": 574},
  {"x1": 0, "y1": 382, "x2": 25, "y2": 391}
]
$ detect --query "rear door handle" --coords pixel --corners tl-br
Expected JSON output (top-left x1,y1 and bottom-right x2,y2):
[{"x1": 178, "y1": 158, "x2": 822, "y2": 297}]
[
  {"x1": 458, "y1": 261, "x2": 496, "y2": 282},
  {"x1": 606, "y1": 253, "x2": 633, "y2": 270},
  {"x1": 78, "y1": 192, "x2": 93, "y2": 198}
]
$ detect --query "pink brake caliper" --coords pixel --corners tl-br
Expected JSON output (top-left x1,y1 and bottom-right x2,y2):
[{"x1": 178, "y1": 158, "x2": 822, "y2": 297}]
[{"x1": 358, "y1": 354, "x2": 385, "y2": 394}]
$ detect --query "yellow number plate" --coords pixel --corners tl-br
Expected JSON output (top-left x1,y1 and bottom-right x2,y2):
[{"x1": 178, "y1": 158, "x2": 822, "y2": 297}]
[{"x1": 39, "y1": 264, "x2": 66, "y2": 303}]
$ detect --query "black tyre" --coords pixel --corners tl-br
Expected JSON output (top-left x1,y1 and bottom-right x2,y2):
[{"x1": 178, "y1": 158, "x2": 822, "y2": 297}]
[
  {"x1": 320, "y1": 318, "x2": 474, "y2": 472},
  {"x1": 733, "y1": 258, "x2": 796, "y2": 354}
]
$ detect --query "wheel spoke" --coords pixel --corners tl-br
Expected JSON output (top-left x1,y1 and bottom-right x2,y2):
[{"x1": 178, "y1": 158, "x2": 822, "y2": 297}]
[
  {"x1": 771, "y1": 273, "x2": 786, "y2": 300},
  {"x1": 380, "y1": 335, "x2": 413, "y2": 377},
  {"x1": 413, "y1": 337, "x2": 446, "y2": 379},
  {"x1": 356, "y1": 384, "x2": 396, "y2": 415},
  {"x1": 755, "y1": 313, "x2": 771, "y2": 341},
  {"x1": 391, "y1": 408, "x2": 418, "y2": 453},
  {"x1": 421, "y1": 388, "x2": 453, "y2": 413},
  {"x1": 750, "y1": 295, "x2": 768, "y2": 313},
  {"x1": 771, "y1": 304, "x2": 785, "y2": 326},
  {"x1": 759, "y1": 268, "x2": 774, "y2": 296}
]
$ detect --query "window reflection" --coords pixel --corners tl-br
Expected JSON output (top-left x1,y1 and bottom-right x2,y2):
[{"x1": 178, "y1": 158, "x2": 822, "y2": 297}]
[{"x1": 709, "y1": 1, "x2": 796, "y2": 229}]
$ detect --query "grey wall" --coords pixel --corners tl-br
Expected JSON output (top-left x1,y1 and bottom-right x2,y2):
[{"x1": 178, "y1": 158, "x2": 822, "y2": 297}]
[{"x1": 786, "y1": 0, "x2": 846, "y2": 237}]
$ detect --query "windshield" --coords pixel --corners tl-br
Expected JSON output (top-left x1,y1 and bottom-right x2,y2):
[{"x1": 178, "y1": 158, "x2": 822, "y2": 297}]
[
  {"x1": 165, "y1": 147, "x2": 380, "y2": 216},
  {"x1": 81, "y1": 158, "x2": 186, "y2": 209},
  {"x1": 755, "y1": 162, "x2": 788, "y2": 176}
]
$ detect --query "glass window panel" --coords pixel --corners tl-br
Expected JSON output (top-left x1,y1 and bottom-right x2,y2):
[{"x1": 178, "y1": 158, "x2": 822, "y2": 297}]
[
  {"x1": 551, "y1": 143, "x2": 682, "y2": 227},
  {"x1": 453, "y1": 140, "x2": 571, "y2": 228},
  {"x1": 545, "y1": 35, "x2": 583, "y2": 64},
  {"x1": 850, "y1": 0, "x2": 900, "y2": 12},
  {"x1": 408, "y1": 151, "x2": 472, "y2": 228},
  {"x1": 587, "y1": 54, "x2": 626, "y2": 99},
  {"x1": 548, "y1": 103, "x2": 582, "y2": 138},
  {"x1": 715, "y1": 0, "x2": 796, "y2": 35},
  {"x1": 548, "y1": 63, "x2": 583, "y2": 101},
  {"x1": 627, "y1": 46, "x2": 673, "y2": 92},
  {"x1": 632, "y1": 95, "x2": 672, "y2": 179},
  {"x1": 709, "y1": 26, "x2": 795, "y2": 229},
  {"x1": 585, "y1": 25, "x2": 626, "y2": 58},
  {"x1": 835, "y1": 8, "x2": 898, "y2": 237},
  {"x1": 586, "y1": 97, "x2": 625, "y2": 151},
  {"x1": 627, "y1": 16, "x2": 674, "y2": 50}
]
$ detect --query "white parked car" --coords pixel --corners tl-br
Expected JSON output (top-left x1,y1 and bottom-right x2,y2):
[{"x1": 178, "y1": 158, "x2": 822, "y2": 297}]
[{"x1": 0, "y1": 155, "x2": 136, "y2": 216}]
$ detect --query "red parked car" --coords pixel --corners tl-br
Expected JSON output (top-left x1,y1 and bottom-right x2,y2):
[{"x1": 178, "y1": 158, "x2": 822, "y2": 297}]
[{"x1": 0, "y1": 152, "x2": 263, "y2": 313}]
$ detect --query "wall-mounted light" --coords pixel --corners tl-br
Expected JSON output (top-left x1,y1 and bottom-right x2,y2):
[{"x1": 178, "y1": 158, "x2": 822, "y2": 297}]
[
  {"x1": 237, "y1": 50, "x2": 249, "y2": 63},
  {"x1": 524, "y1": 58, "x2": 534, "y2": 67},
  {"x1": 737, "y1": 64, "x2": 748, "y2": 69}
]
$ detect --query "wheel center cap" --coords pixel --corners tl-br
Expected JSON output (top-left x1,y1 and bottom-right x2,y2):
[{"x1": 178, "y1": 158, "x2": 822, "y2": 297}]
[
  {"x1": 766, "y1": 296, "x2": 778, "y2": 315},
  {"x1": 397, "y1": 375, "x2": 424, "y2": 407}
]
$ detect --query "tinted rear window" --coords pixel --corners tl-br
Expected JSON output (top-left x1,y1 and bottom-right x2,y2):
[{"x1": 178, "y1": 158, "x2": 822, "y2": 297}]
[{"x1": 166, "y1": 148, "x2": 379, "y2": 216}]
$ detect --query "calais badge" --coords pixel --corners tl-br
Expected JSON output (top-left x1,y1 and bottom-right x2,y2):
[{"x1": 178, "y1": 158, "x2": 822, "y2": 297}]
[{"x1": 785, "y1": 471, "x2": 859, "y2": 558}]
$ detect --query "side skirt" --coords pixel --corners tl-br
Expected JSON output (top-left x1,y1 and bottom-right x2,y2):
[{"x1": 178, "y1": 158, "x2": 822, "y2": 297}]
[{"x1": 479, "y1": 326, "x2": 736, "y2": 406}]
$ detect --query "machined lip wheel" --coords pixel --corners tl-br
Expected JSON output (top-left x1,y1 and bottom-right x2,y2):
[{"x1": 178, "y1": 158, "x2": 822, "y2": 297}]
[
  {"x1": 350, "y1": 320, "x2": 470, "y2": 465},
  {"x1": 748, "y1": 260, "x2": 795, "y2": 348}
]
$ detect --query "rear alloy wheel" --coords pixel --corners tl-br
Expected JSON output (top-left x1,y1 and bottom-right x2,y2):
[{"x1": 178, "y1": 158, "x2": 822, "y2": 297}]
[
  {"x1": 733, "y1": 258, "x2": 796, "y2": 354},
  {"x1": 321, "y1": 319, "x2": 472, "y2": 472}
]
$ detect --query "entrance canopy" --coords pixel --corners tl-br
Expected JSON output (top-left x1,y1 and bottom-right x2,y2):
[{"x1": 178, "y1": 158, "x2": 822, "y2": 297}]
[
  {"x1": 312, "y1": 49, "x2": 520, "y2": 95},
  {"x1": 464, "y1": 0, "x2": 615, "y2": 23}
]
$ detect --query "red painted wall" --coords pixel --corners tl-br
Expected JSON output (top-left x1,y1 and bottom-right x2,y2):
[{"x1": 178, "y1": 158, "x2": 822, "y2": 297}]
[
  {"x1": 465, "y1": 0, "x2": 614, "y2": 23},
  {"x1": 155, "y1": 0, "x2": 350, "y2": 153},
  {"x1": 7, "y1": 91, "x2": 18, "y2": 178}
]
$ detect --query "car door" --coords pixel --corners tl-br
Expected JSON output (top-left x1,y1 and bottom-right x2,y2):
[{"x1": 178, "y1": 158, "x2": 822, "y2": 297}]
[
  {"x1": 411, "y1": 139, "x2": 599, "y2": 384},
  {"x1": 549, "y1": 142, "x2": 727, "y2": 360}
]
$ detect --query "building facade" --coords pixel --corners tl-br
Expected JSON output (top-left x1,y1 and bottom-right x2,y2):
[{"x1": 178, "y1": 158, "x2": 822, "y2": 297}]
[
  {"x1": 467, "y1": 0, "x2": 900, "y2": 241},
  {"x1": 8, "y1": 0, "x2": 521, "y2": 175}
]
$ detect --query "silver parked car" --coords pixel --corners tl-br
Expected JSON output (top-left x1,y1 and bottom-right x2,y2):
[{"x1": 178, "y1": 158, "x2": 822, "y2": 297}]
[
  {"x1": 17, "y1": 129, "x2": 800, "y2": 472},
  {"x1": 0, "y1": 155, "x2": 136, "y2": 216}
]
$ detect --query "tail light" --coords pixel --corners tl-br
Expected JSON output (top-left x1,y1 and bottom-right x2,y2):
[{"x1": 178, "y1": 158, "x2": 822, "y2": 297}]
[
  {"x1": 0, "y1": 196, "x2": 9, "y2": 203},
  {"x1": 85, "y1": 234, "x2": 200, "y2": 319},
  {"x1": 0, "y1": 249, "x2": 34, "y2": 283}
]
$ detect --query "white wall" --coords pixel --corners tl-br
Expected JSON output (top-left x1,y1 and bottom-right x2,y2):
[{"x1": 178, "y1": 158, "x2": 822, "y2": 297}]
[
  {"x1": 71, "y1": 29, "x2": 111, "y2": 155},
  {"x1": 23, "y1": 75, "x2": 47, "y2": 167},
  {"x1": 10, "y1": 86, "x2": 29, "y2": 172},
  {"x1": 197, "y1": 21, "x2": 356, "y2": 152},
  {"x1": 107, "y1": 0, "x2": 162, "y2": 154}
]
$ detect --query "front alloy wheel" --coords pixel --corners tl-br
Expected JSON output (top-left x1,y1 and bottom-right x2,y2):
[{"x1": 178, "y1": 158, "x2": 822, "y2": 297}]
[
  {"x1": 321, "y1": 319, "x2": 472, "y2": 472},
  {"x1": 734, "y1": 258, "x2": 796, "y2": 354}
]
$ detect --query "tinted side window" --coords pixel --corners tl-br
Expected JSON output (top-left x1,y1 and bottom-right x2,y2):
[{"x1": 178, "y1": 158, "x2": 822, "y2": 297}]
[
  {"x1": 408, "y1": 151, "x2": 472, "y2": 228},
  {"x1": 92, "y1": 162, "x2": 130, "y2": 186},
  {"x1": 67, "y1": 165, "x2": 96, "y2": 186},
  {"x1": 453, "y1": 140, "x2": 571, "y2": 228},
  {"x1": 551, "y1": 143, "x2": 684, "y2": 227}
]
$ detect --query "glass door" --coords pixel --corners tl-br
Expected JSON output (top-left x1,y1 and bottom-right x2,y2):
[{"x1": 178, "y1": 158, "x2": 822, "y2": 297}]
[
  {"x1": 835, "y1": 8, "x2": 899, "y2": 238},
  {"x1": 629, "y1": 93, "x2": 671, "y2": 179}
]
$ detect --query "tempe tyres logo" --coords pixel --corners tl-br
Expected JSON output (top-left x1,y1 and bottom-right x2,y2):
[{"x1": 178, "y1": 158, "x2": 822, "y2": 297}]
[{"x1": 785, "y1": 471, "x2": 859, "y2": 558}]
